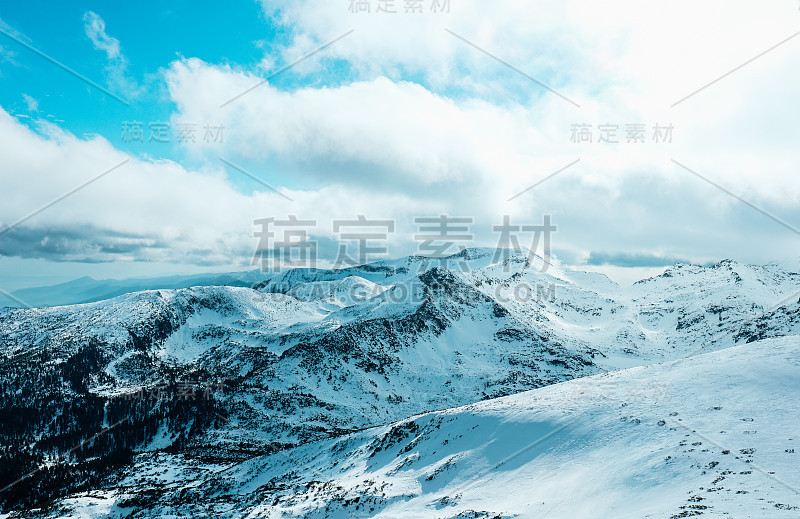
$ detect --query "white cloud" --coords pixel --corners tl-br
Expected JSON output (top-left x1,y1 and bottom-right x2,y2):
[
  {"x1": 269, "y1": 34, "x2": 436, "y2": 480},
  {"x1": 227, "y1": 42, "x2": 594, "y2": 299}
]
[
  {"x1": 82, "y1": 11, "x2": 120, "y2": 60},
  {"x1": 161, "y1": 0, "x2": 800, "y2": 267},
  {"x1": 21, "y1": 93, "x2": 38, "y2": 112},
  {"x1": 0, "y1": 43, "x2": 16, "y2": 64},
  {"x1": 257, "y1": 0, "x2": 799, "y2": 103},
  {"x1": 0, "y1": 18, "x2": 23, "y2": 75},
  {"x1": 0, "y1": 108, "x2": 436, "y2": 266},
  {"x1": 170, "y1": 61, "x2": 543, "y2": 192},
  {"x1": 82, "y1": 11, "x2": 141, "y2": 98},
  {"x1": 0, "y1": 95, "x2": 798, "y2": 271},
  {"x1": 3, "y1": 1, "x2": 800, "y2": 271}
]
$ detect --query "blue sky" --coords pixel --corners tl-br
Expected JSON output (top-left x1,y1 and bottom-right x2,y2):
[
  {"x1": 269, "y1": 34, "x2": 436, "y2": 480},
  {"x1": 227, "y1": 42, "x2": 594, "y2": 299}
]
[
  {"x1": 1, "y1": 0, "x2": 799, "y2": 295},
  {"x1": 0, "y1": 0, "x2": 276, "y2": 172}
]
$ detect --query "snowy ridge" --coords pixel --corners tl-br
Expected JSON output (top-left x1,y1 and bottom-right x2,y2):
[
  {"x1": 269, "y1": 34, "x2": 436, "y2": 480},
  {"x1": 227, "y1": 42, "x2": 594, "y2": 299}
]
[
  {"x1": 48, "y1": 337, "x2": 800, "y2": 518},
  {"x1": 0, "y1": 251, "x2": 799, "y2": 517}
]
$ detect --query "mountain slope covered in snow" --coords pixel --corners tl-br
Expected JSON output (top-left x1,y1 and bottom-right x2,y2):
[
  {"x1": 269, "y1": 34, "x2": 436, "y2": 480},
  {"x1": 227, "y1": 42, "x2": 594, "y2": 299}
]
[
  {"x1": 45, "y1": 336, "x2": 800, "y2": 518},
  {"x1": 0, "y1": 250, "x2": 798, "y2": 516}
]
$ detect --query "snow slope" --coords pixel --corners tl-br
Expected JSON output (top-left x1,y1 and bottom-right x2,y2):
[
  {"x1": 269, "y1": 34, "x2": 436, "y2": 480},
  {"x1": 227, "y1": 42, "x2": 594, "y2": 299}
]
[
  {"x1": 46, "y1": 336, "x2": 800, "y2": 519},
  {"x1": 1, "y1": 251, "x2": 798, "y2": 453},
  {"x1": 1, "y1": 250, "x2": 799, "y2": 517}
]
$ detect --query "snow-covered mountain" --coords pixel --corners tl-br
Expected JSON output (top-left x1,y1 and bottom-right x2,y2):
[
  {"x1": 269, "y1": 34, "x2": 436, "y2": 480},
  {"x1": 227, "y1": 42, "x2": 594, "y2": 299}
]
[
  {"x1": 0, "y1": 270, "x2": 265, "y2": 308},
  {"x1": 0, "y1": 249, "x2": 798, "y2": 516},
  {"x1": 50, "y1": 336, "x2": 800, "y2": 518}
]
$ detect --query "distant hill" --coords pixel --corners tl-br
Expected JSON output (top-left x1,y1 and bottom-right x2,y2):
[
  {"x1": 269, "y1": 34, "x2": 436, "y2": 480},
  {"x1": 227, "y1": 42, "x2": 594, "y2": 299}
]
[{"x1": 0, "y1": 270, "x2": 267, "y2": 308}]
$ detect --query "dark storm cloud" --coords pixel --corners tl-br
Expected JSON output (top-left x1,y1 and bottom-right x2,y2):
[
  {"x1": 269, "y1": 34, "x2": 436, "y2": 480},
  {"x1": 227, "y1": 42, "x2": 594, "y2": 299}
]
[{"x1": 0, "y1": 225, "x2": 167, "y2": 262}]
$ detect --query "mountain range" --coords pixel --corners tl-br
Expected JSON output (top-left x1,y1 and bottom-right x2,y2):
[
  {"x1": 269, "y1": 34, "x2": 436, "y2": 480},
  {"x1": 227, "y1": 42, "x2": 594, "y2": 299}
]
[{"x1": 0, "y1": 248, "x2": 798, "y2": 517}]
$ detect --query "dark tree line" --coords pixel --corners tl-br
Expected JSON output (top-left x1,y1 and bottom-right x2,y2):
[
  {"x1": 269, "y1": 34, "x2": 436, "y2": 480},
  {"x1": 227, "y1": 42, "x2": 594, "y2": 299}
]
[{"x1": 0, "y1": 339, "x2": 229, "y2": 512}]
